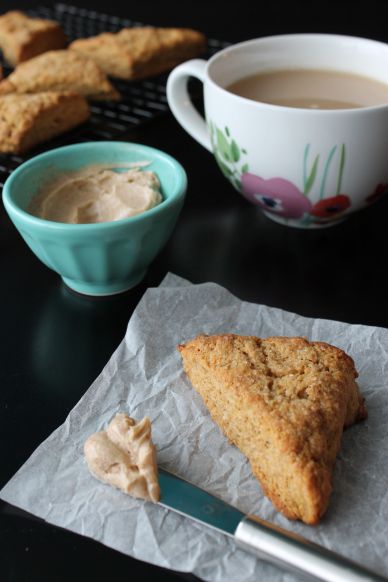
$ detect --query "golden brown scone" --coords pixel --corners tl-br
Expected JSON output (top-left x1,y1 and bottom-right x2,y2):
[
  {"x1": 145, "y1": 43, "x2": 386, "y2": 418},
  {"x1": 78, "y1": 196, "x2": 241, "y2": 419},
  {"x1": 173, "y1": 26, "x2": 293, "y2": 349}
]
[
  {"x1": 0, "y1": 92, "x2": 90, "y2": 154},
  {"x1": 69, "y1": 26, "x2": 206, "y2": 80},
  {"x1": 0, "y1": 50, "x2": 120, "y2": 101},
  {"x1": 178, "y1": 334, "x2": 367, "y2": 525},
  {"x1": 0, "y1": 10, "x2": 66, "y2": 66}
]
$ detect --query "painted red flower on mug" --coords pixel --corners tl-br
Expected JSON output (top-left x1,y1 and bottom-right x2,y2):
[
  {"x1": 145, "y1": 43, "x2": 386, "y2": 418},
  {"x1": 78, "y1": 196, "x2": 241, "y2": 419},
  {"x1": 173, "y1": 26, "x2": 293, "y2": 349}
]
[
  {"x1": 366, "y1": 183, "x2": 388, "y2": 204},
  {"x1": 241, "y1": 173, "x2": 312, "y2": 218},
  {"x1": 310, "y1": 194, "x2": 350, "y2": 219}
]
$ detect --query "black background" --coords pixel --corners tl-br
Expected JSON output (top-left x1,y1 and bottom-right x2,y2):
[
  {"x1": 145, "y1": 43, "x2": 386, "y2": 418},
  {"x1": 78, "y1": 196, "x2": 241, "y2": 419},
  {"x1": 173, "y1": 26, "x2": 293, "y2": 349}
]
[{"x1": 1, "y1": 1, "x2": 388, "y2": 581}]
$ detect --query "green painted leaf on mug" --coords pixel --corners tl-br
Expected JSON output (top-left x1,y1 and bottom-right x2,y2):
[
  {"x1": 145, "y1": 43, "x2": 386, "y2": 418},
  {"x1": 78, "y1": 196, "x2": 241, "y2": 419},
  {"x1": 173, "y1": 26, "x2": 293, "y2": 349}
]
[
  {"x1": 230, "y1": 140, "x2": 241, "y2": 162},
  {"x1": 230, "y1": 176, "x2": 240, "y2": 190},
  {"x1": 215, "y1": 152, "x2": 232, "y2": 177},
  {"x1": 225, "y1": 126, "x2": 230, "y2": 137},
  {"x1": 304, "y1": 154, "x2": 319, "y2": 196},
  {"x1": 241, "y1": 163, "x2": 249, "y2": 174},
  {"x1": 216, "y1": 128, "x2": 232, "y2": 161}
]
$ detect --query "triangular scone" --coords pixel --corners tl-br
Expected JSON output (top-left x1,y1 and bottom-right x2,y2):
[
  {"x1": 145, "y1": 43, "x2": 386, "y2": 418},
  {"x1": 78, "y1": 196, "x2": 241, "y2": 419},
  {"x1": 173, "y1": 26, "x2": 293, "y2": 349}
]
[
  {"x1": 178, "y1": 334, "x2": 367, "y2": 525},
  {"x1": 0, "y1": 92, "x2": 90, "y2": 153},
  {"x1": 0, "y1": 50, "x2": 120, "y2": 101},
  {"x1": 0, "y1": 11, "x2": 67, "y2": 66},
  {"x1": 69, "y1": 27, "x2": 206, "y2": 80}
]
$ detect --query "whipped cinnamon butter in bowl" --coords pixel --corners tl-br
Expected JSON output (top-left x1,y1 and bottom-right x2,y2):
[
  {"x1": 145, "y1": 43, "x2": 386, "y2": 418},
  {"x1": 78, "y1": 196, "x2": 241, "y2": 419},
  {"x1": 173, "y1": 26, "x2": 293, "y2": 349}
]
[
  {"x1": 29, "y1": 163, "x2": 163, "y2": 224},
  {"x1": 2, "y1": 141, "x2": 187, "y2": 295}
]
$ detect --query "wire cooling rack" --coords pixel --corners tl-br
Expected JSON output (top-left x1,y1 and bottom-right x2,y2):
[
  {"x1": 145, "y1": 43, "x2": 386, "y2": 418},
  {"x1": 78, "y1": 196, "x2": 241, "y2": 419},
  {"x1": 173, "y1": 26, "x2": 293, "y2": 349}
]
[{"x1": 0, "y1": 3, "x2": 228, "y2": 186}]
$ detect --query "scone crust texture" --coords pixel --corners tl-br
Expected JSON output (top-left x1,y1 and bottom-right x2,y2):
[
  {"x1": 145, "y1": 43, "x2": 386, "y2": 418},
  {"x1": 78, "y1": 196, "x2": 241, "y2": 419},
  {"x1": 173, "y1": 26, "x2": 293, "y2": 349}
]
[
  {"x1": 0, "y1": 10, "x2": 66, "y2": 66},
  {"x1": 0, "y1": 50, "x2": 120, "y2": 101},
  {"x1": 69, "y1": 26, "x2": 206, "y2": 79},
  {"x1": 178, "y1": 334, "x2": 366, "y2": 525},
  {"x1": 0, "y1": 92, "x2": 90, "y2": 153}
]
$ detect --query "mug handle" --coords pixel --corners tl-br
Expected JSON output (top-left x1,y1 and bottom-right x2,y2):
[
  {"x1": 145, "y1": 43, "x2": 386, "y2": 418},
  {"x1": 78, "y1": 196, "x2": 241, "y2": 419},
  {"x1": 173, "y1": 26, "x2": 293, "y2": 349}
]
[{"x1": 166, "y1": 59, "x2": 212, "y2": 152}]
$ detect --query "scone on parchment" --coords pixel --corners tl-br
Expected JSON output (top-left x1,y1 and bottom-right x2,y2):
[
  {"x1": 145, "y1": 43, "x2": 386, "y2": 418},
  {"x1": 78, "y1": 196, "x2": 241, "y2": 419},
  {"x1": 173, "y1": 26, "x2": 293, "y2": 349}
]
[
  {"x1": 69, "y1": 26, "x2": 206, "y2": 80},
  {"x1": 0, "y1": 10, "x2": 66, "y2": 67},
  {"x1": 0, "y1": 50, "x2": 120, "y2": 101},
  {"x1": 0, "y1": 92, "x2": 90, "y2": 154},
  {"x1": 178, "y1": 334, "x2": 367, "y2": 525}
]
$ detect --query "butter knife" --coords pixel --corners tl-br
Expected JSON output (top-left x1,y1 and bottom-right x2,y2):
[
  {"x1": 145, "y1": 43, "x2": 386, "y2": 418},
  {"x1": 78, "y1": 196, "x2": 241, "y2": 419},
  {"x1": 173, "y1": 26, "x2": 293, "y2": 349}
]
[{"x1": 158, "y1": 469, "x2": 386, "y2": 582}]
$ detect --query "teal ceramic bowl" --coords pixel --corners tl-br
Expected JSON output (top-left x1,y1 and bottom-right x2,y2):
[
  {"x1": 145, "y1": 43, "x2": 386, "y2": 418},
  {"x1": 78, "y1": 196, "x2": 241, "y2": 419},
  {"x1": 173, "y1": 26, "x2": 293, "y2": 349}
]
[{"x1": 2, "y1": 141, "x2": 187, "y2": 295}]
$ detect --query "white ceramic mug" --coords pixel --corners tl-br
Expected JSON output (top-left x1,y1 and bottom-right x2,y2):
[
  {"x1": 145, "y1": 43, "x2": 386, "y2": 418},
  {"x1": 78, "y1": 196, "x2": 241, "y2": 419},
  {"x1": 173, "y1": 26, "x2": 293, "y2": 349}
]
[{"x1": 167, "y1": 34, "x2": 388, "y2": 228}]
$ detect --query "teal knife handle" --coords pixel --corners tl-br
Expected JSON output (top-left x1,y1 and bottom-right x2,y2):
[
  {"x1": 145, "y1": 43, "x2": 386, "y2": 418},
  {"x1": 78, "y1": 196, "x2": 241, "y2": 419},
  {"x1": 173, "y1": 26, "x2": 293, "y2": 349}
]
[{"x1": 235, "y1": 515, "x2": 387, "y2": 581}]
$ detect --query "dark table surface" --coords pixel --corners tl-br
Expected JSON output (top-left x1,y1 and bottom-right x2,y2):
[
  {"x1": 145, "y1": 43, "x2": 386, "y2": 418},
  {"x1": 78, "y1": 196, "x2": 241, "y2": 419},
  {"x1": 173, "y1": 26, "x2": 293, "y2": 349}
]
[{"x1": 1, "y1": 1, "x2": 388, "y2": 581}]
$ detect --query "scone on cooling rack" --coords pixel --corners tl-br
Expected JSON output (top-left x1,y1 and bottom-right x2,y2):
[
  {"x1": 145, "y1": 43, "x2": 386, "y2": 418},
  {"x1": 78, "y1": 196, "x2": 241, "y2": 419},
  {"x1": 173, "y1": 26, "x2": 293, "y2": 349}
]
[
  {"x1": 0, "y1": 10, "x2": 66, "y2": 67},
  {"x1": 0, "y1": 50, "x2": 120, "y2": 101},
  {"x1": 178, "y1": 334, "x2": 367, "y2": 525},
  {"x1": 69, "y1": 26, "x2": 206, "y2": 80},
  {"x1": 0, "y1": 92, "x2": 90, "y2": 154}
]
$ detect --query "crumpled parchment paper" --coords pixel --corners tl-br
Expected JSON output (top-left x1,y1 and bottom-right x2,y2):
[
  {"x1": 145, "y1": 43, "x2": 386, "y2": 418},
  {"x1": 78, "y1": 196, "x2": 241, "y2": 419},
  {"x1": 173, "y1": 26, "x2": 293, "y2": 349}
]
[{"x1": 2, "y1": 273, "x2": 388, "y2": 581}]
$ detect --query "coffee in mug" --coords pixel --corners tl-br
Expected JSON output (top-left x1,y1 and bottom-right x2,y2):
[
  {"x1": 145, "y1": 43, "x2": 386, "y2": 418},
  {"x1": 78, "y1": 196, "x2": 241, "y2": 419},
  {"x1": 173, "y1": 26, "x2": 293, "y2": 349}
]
[{"x1": 226, "y1": 69, "x2": 388, "y2": 110}]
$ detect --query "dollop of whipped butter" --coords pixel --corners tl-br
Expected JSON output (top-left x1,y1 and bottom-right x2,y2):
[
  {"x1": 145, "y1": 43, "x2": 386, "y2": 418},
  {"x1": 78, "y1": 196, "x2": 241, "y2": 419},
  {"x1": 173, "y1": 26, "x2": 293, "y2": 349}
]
[
  {"x1": 84, "y1": 413, "x2": 160, "y2": 503},
  {"x1": 30, "y1": 163, "x2": 162, "y2": 224}
]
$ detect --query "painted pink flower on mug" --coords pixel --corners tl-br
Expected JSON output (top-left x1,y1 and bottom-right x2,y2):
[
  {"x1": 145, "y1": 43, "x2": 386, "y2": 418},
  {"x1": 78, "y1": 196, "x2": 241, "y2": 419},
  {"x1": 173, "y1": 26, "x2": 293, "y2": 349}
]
[{"x1": 241, "y1": 174, "x2": 312, "y2": 218}]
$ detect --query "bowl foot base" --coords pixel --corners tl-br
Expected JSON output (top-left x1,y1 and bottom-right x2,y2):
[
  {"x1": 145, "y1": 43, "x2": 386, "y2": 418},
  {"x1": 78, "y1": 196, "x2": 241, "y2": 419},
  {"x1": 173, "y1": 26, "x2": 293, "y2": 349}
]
[{"x1": 62, "y1": 269, "x2": 147, "y2": 296}]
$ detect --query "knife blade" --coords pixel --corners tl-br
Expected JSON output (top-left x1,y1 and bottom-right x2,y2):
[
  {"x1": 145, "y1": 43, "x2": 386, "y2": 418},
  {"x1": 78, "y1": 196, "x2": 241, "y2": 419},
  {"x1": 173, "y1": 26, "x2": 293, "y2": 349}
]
[{"x1": 158, "y1": 469, "x2": 386, "y2": 582}]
